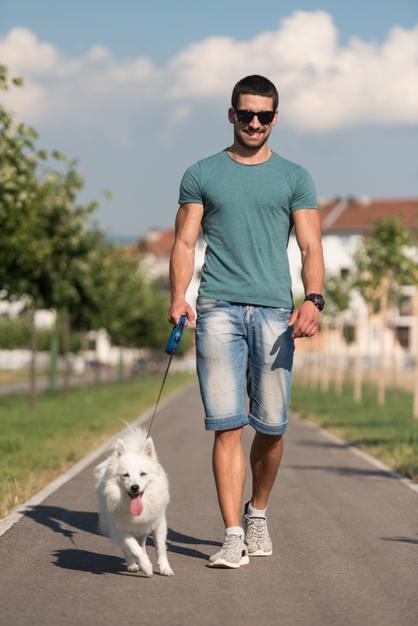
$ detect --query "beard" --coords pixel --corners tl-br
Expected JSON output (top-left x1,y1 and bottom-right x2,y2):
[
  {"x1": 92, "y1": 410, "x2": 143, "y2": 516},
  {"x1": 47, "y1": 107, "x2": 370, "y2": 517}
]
[{"x1": 234, "y1": 125, "x2": 272, "y2": 150}]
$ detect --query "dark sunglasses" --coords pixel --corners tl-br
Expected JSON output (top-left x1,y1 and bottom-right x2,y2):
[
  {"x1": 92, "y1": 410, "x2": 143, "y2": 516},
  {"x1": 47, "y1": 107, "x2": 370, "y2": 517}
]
[{"x1": 234, "y1": 109, "x2": 276, "y2": 125}]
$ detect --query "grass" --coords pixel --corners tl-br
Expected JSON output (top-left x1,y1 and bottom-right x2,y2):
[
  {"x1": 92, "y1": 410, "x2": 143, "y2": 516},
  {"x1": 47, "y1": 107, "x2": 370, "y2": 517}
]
[
  {"x1": 291, "y1": 382, "x2": 418, "y2": 483},
  {"x1": 0, "y1": 372, "x2": 194, "y2": 518}
]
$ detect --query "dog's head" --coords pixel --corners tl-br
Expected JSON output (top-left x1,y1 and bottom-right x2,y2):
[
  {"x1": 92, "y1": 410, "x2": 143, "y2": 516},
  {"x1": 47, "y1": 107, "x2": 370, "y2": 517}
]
[{"x1": 113, "y1": 436, "x2": 158, "y2": 499}]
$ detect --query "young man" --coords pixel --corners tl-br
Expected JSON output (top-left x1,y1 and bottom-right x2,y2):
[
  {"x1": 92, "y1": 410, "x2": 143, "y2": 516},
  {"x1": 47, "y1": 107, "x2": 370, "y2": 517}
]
[{"x1": 168, "y1": 75, "x2": 325, "y2": 568}]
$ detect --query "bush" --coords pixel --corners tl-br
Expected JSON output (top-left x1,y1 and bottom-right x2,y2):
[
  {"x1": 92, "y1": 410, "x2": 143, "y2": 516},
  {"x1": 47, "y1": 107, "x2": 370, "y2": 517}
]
[{"x1": 0, "y1": 315, "x2": 81, "y2": 352}]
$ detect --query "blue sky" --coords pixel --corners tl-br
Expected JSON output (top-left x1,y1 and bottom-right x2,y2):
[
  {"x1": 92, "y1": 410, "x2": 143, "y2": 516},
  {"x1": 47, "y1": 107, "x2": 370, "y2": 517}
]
[{"x1": 1, "y1": 1, "x2": 418, "y2": 238}]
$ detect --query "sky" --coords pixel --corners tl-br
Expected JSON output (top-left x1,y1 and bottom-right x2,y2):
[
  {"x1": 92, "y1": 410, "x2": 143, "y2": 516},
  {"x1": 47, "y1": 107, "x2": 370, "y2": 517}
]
[{"x1": 1, "y1": 1, "x2": 418, "y2": 239}]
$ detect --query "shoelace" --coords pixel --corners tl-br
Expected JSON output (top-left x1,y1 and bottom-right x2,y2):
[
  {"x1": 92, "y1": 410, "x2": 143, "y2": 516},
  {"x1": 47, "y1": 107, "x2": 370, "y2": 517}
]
[
  {"x1": 247, "y1": 517, "x2": 267, "y2": 539},
  {"x1": 221, "y1": 534, "x2": 242, "y2": 552}
]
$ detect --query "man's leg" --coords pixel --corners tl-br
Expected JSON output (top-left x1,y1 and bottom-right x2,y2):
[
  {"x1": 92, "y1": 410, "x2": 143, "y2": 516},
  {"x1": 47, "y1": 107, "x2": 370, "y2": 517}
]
[
  {"x1": 212, "y1": 426, "x2": 246, "y2": 527},
  {"x1": 208, "y1": 426, "x2": 249, "y2": 568},
  {"x1": 195, "y1": 300, "x2": 250, "y2": 567},
  {"x1": 250, "y1": 432, "x2": 283, "y2": 509},
  {"x1": 244, "y1": 305, "x2": 294, "y2": 556}
]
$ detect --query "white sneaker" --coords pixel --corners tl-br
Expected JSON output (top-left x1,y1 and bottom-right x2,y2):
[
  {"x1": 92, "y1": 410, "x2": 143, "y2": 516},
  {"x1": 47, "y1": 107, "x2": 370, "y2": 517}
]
[
  {"x1": 208, "y1": 534, "x2": 249, "y2": 568},
  {"x1": 243, "y1": 502, "x2": 273, "y2": 556}
]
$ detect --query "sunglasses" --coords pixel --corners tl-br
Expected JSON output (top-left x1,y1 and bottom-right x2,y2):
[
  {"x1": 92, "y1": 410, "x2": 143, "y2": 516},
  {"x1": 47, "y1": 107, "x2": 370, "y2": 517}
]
[{"x1": 234, "y1": 109, "x2": 276, "y2": 125}]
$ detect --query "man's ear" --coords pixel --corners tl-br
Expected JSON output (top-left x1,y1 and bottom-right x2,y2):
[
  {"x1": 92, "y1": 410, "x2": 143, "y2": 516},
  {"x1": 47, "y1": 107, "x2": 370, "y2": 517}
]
[
  {"x1": 228, "y1": 107, "x2": 235, "y2": 124},
  {"x1": 272, "y1": 110, "x2": 279, "y2": 127}
]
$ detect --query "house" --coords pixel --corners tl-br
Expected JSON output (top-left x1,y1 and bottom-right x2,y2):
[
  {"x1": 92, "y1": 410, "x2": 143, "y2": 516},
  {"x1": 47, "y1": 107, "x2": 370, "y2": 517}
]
[
  {"x1": 140, "y1": 197, "x2": 418, "y2": 361},
  {"x1": 136, "y1": 227, "x2": 206, "y2": 305},
  {"x1": 288, "y1": 197, "x2": 418, "y2": 360}
]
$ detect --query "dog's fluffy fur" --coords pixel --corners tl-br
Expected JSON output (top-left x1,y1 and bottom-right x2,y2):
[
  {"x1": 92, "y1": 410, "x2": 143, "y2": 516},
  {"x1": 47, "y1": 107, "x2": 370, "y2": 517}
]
[{"x1": 94, "y1": 428, "x2": 173, "y2": 576}]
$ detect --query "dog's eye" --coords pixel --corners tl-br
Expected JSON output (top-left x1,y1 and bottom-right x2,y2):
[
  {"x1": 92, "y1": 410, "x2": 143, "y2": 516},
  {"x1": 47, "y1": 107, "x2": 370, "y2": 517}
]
[
  {"x1": 122, "y1": 472, "x2": 130, "y2": 477},
  {"x1": 140, "y1": 472, "x2": 147, "y2": 477}
]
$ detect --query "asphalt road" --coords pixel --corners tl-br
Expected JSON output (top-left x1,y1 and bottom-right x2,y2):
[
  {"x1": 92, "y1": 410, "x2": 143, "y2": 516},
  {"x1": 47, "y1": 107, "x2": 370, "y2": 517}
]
[{"x1": 1, "y1": 381, "x2": 417, "y2": 626}]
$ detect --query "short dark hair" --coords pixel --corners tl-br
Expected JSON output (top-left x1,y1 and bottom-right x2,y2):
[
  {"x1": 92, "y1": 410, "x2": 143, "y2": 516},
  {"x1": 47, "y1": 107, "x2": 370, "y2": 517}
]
[{"x1": 231, "y1": 75, "x2": 279, "y2": 111}]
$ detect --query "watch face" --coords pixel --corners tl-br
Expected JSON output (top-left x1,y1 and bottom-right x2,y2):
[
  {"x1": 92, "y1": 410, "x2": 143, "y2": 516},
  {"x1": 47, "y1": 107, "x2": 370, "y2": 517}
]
[{"x1": 305, "y1": 294, "x2": 324, "y2": 310}]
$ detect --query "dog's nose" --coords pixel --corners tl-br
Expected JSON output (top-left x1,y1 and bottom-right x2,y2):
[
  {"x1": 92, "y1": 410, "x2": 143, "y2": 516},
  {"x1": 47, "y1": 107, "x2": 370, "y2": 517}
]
[{"x1": 131, "y1": 484, "x2": 140, "y2": 493}]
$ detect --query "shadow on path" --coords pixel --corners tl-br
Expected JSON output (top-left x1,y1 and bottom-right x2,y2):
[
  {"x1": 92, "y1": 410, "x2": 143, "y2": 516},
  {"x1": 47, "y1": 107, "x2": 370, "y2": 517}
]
[
  {"x1": 24, "y1": 505, "x2": 219, "y2": 573},
  {"x1": 380, "y1": 536, "x2": 418, "y2": 545},
  {"x1": 52, "y1": 529, "x2": 219, "y2": 574},
  {"x1": 23, "y1": 505, "x2": 100, "y2": 539},
  {"x1": 285, "y1": 464, "x2": 397, "y2": 479}
]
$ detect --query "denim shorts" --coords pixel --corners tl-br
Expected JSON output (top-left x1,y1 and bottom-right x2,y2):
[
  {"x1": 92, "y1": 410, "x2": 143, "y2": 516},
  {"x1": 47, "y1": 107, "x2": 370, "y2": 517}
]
[{"x1": 195, "y1": 299, "x2": 295, "y2": 436}]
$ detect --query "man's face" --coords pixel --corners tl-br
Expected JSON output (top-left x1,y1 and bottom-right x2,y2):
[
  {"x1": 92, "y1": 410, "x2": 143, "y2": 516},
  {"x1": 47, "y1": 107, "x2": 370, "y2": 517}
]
[{"x1": 228, "y1": 94, "x2": 278, "y2": 150}]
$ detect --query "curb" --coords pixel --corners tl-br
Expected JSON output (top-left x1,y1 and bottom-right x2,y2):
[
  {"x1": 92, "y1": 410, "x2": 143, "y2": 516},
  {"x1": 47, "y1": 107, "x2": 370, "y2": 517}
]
[
  {"x1": 293, "y1": 411, "x2": 418, "y2": 496},
  {"x1": 0, "y1": 380, "x2": 195, "y2": 538}
]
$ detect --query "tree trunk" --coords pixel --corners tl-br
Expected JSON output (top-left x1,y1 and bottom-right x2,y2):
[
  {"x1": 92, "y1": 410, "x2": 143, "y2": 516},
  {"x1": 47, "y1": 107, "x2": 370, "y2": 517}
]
[
  {"x1": 62, "y1": 309, "x2": 71, "y2": 396},
  {"x1": 29, "y1": 305, "x2": 37, "y2": 409},
  {"x1": 118, "y1": 347, "x2": 124, "y2": 382},
  {"x1": 49, "y1": 310, "x2": 60, "y2": 392}
]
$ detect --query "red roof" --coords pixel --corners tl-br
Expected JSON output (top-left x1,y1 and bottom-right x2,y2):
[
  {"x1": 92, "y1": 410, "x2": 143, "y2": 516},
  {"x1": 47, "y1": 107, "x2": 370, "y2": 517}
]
[
  {"x1": 320, "y1": 198, "x2": 418, "y2": 234},
  {"x1": 136, "y1": 198, "x2": 418, "y2": 254},
  {"x1": 137, "y1": 228, "x2": 175, "y2": 256}
]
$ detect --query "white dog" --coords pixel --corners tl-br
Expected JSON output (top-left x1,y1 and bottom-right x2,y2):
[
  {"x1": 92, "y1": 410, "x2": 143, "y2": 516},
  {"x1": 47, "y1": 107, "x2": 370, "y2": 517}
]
[{"x1": 94, "y1": 427, "x2": 173, "y2": 576}]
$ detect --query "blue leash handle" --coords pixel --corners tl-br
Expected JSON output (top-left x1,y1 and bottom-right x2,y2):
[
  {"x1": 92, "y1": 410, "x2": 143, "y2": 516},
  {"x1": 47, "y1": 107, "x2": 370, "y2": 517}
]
[
  {"x1": 147, "y1": 315, "x2": 187, "y2": 437},
  {"x1": 165, "y1": 315, "x2": 186, "y2": 354}
]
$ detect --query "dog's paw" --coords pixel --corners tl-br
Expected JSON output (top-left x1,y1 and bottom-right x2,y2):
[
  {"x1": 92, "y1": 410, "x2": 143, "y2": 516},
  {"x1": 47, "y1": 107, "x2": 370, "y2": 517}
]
[
  {"x1": 127, "y1": 563, "x2": 140, "y2": 573},
  {"x1": 141, "y1": 564, "x2": 154, "y2": 577},
  {"x1": 159, "y1": 563, "x2": 174, "y2": 576}
]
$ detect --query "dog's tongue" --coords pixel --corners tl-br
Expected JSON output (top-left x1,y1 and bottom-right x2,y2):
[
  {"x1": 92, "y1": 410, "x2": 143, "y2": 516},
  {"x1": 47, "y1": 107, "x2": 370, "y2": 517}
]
[{"x1": 130, "y1": 495, "x2": 143, "y2": 516}]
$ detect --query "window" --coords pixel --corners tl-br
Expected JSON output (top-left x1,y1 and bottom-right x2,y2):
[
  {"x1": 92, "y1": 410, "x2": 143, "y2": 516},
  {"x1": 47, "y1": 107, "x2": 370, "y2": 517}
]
[
  {"x1": 398, "y1": 295, "x2": 412, "y2": 316},
  {"x1": 396, "y1": 326, "x2": 410, "y2": 348}
]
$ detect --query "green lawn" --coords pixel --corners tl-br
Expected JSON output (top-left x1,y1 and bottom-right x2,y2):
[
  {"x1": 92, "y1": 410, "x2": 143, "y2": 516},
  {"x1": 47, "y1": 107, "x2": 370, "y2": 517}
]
[
  {"x1": 291, "y1": 382, "x2": 418, "y2": 483},
  {"x1": 0, "y1": 372, "x2": 194, "y2": 518}
]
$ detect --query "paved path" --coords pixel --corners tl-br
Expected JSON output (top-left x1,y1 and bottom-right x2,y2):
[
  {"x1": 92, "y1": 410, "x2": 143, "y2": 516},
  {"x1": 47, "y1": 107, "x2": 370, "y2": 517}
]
[{"x1": 1, "y1": 381, "x2": 417, "y2": 626}]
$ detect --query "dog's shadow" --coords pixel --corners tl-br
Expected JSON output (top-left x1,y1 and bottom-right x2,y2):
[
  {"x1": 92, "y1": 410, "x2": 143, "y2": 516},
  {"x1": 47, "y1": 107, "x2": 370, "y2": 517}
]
[
  {"x1": 24, "y1": 505, "x2": 221, "y2": 573},
  {"x1": 23, "y1": 504, "x2": 99, "y2": 539}
]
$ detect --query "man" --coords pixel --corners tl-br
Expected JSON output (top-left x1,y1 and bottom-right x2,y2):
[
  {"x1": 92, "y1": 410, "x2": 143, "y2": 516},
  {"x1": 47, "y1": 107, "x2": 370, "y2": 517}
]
[{"x1": 168, "y1": 75, "x2": 325, "y2": 569}]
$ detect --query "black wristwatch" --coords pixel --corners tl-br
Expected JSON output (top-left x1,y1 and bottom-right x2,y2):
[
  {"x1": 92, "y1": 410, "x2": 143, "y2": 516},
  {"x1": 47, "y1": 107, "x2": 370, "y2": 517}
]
[{"x1": 304, "y1": 293, "x2": 325, "y2": 311}]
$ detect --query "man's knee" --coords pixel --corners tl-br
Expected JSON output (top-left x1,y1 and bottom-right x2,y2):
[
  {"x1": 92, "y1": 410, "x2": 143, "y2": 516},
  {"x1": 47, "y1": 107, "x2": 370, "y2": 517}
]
[
  {"x1": 214, "y1": 426, "x2": 244, "y2": 446},
  {"x1": 253, "y1": 432, "x2": 283, "y2": 448}
]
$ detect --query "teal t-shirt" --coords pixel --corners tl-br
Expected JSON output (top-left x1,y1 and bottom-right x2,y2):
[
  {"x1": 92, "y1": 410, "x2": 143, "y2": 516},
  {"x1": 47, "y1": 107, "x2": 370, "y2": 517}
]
[{"x1": 178, "y1": 149, "x2": 317, "y2": 308}]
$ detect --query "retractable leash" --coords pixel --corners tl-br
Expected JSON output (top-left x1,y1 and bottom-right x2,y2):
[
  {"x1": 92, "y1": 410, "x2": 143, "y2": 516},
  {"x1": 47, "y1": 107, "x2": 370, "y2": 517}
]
[{"x1": 146, "y1": 315, "x2": 186, "y2": 438}]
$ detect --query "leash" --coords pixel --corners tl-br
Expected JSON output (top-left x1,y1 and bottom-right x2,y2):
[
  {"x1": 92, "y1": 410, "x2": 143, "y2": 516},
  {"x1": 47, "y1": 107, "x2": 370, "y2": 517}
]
[{"x1": 146, "y1": 315, "x2": 186, "y2": 438}]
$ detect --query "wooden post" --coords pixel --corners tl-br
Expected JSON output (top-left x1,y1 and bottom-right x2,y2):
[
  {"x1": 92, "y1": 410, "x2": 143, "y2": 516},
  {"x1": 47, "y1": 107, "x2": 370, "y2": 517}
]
[
  {"x1": 413, "y1": 288, "x2": 418, "y2": 418},
  {"x1": 378, "y1": 283, "x2": 389, "y2": 406},
  {"x1": 335, "y1": 317, "x2": 344, "y2": 395},
  {"x1": 354, "y1": 309, "x2": 363, "y2": 403},
  {"x1": 320, "y1": 323, "x2": 330, "y2": 393}
]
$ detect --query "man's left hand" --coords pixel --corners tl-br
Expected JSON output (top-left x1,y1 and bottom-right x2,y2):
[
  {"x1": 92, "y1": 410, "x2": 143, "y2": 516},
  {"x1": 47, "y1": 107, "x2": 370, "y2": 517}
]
[{"x1": 288, "y1": 301, "x2": 320, "y2": 338}]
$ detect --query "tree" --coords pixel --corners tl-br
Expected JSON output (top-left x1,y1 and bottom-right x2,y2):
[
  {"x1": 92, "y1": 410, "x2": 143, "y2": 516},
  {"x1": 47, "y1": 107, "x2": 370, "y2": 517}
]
[
  {"x1": 323, "y1": 274, "x2": 352, "y2": 394},
  {"x1": 354, "y1": 218, "x2": 418, "y2": 405},
  {"x1": 0, "y1": 66, "x2": 103, "y2": 403}
]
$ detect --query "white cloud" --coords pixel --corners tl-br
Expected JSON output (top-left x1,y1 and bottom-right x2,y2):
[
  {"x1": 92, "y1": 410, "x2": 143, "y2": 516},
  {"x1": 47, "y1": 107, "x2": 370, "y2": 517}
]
[
  {"x1": 0, "y1": 27, "x2": 58, "y2": 75},
  {"x1": 1, "y1": 13, "x2": 418, "y2": 131}
]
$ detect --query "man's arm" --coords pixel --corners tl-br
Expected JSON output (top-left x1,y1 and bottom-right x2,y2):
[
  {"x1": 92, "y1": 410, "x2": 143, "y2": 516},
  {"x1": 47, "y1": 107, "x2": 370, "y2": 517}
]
[
  {"x1": 168, "y1": 202, "x2": 204, "y2": 325},
  {"x1": 288, "y1": 209, "x2": 325, "y2": 338}
]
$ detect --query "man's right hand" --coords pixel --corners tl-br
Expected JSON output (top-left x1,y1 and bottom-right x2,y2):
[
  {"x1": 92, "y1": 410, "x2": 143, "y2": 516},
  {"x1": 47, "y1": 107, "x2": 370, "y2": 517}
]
[{"x1": 168, "y1": 298, "x2": 196, "y2": 326}]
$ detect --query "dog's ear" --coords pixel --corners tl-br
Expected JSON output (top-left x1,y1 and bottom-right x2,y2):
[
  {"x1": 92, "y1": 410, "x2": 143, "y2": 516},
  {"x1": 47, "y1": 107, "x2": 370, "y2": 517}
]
[
  {"x1": 114, "y1": 439, "x2": 127, "y2": 457},
  {"x1": 144, "y1": 437, "x2": 158, "y2": 461}
]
